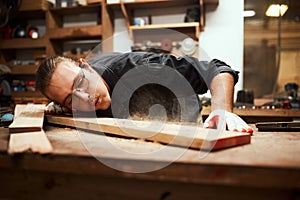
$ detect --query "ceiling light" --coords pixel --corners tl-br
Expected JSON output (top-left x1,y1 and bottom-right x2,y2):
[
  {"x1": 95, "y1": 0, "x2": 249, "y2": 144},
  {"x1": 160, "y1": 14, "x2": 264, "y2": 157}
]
[
  {"x1": 265, "y1": 4, "x2": 288, "y2": 17},
  {"x1": 244, "y1": 10, "x2": 256, "y2": 17}
]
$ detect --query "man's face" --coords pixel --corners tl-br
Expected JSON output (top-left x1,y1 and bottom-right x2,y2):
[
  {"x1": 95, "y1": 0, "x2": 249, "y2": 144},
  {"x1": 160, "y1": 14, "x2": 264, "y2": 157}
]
[{"x1": 45, "y1": 60, "x2": 111, "y2": 111}]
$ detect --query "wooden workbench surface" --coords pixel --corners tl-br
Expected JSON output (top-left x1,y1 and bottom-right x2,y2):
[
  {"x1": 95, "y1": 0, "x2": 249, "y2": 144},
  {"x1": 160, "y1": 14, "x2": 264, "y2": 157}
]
[
  {"x1": 0, "y1": 124, "x2": 299, "y2": 191},
  {"x1": 202, "y1": 107, "x2": 300, "y2": 123}
]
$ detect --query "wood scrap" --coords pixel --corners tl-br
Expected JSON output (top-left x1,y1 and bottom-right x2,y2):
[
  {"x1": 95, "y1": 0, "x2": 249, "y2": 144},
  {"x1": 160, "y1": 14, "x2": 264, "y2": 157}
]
[
  {"x1": 46, "y1": 115, "x2": 251, "y2": 150},
  {"x1": 8, "y1": 130, "x2": 53, "y2": 154},
  {"x1": 9, "y1": 104, "x2": 45, "y2": 133},
  {"x1": 8, "y1": 104, "x2": 53, "y2": 155}
]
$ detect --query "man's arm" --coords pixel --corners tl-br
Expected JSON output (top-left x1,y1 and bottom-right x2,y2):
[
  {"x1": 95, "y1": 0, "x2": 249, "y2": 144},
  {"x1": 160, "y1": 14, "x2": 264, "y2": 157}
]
[
  {"x1": 204, "y1": 73, "x2": 253, "y2": 133},
  {"x1": 210, "y1": 73, "x2": 234, "y2": 112}
]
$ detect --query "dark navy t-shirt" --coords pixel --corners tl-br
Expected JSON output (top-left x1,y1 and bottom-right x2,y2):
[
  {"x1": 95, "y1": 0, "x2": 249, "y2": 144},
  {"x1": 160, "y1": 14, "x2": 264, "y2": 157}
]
[{"x1": 87, "y1": 52, "x2": 239, "y2": 122}]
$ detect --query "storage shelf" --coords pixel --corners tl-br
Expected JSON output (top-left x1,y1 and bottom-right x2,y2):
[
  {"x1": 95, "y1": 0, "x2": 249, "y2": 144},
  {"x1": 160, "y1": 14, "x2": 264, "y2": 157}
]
[
  {"x1": 50, "y1": 4, "x2": 101, "y2": 16},
  {"x1": 130, "y1": 22, "x2": 200, "y2": 41},
  {"x1": 11, "y1": 91, "x2": 44, "y2": 98},
  {"x1": 10, "y1": 65, "x2": 38, "y2": 75},
  {"x1": 0, "y1": 0, "x2": 113, "y2": 107},
  {"x1": 112, "y1": 0, "x2": 212, "y2": 42},
  {"x1": 47, "y1": 25, "x2": 102, "y2": 40},
  {"x1": 12, "y1": 97, "x2": 49, "y2": 104},
  {"x1": 16, "y1": 10, "x2": 47, "y2": 20},
  {"x1": 20, "y1": 0, "x2": 50, "y2": 11},
  {"x1": 0, "y1": 38, "x2": 47, "y2": 50},
  {"x1": 130, "y1": 22, "x2": 199, "y2": 30},
  {"x1": 108, "y1": 0, "x2": 218, "y2": 8}
]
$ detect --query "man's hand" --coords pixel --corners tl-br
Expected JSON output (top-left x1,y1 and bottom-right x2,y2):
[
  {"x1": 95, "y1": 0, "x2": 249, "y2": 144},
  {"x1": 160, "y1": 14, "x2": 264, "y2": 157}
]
[
  {"x1": 203, "y1": 109, "x2": 253, "y2": 134},
  {"x1": 45, "y1": 102, "x2": 71, "y2": 115}
]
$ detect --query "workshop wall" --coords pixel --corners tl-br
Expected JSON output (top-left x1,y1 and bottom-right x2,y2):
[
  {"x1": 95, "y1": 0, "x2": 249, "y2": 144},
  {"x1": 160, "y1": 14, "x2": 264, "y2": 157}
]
[
  {"x1": 113, "y1": 0, "x2": 244, "y2": 99},
  {"x1": 200, "y1": 0, "x2": 244, "y2": 95}
]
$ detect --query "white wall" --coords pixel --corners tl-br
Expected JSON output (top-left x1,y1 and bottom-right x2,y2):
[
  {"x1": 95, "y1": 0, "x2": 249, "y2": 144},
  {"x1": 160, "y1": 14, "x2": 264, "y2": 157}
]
[
  {"x1": 200, "y1": 0, "x2": 244, "y2": 95},
  {"x1": 112, "y1": 0, "x2": 244, "y2": 97}
]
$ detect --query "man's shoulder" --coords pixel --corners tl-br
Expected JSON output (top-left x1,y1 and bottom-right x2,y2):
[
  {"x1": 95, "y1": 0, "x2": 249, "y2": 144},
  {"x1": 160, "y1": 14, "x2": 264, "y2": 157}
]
[{"x1": 87, "y1": 52, "x2": 122, "y2": 64}]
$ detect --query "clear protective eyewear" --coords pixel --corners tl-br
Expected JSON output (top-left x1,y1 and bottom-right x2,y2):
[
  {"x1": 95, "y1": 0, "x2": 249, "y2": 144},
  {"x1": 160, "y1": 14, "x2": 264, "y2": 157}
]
[{"x1": 71, "y1": 66, "x2": 96, "y2": 108}]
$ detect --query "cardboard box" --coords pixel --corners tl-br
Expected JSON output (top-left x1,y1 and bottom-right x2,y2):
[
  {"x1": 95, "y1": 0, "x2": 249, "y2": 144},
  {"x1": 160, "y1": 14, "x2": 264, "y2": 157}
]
[{"x1": 20, "y1": 0, "x2": 50, "y2": 11}]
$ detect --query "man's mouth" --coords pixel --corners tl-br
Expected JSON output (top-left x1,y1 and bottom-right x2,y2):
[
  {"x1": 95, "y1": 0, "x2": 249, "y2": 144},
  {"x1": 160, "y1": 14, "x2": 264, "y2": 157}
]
[{"x1": 94, "y1": 95, "x2": 101, "y2": 106}]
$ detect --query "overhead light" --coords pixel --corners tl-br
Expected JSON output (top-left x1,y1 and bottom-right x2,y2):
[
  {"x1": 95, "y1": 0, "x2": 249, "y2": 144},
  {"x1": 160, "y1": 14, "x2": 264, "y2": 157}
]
[
  {"x1": 265, "y1": 4, "x2": 288, "y2": 17},
  {"x1": 244, "y1": 10, "x2": 256, "y2": 17}
]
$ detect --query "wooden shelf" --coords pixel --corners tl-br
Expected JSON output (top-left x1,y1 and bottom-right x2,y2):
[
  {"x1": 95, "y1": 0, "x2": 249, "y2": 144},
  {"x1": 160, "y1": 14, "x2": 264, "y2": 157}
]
[
  {"x1": 0, "y1": 0, "x2": 113, "y2": 106},
  {"x1": 10, "y1": 65, "x2": 38, "y2": 75},
  {"x1": 11, "y1": 91, "x2": 44, "y2": 98},
  {"x1": 112, "y1": 0, "x2": 212, "y2": 42},
  {"x1": 47, "y1": 25, "x2": 102, "y2": 40},
  {"x1": 20, "y1": 0, "x2": 50, "y2": 11},
  {"x1": 130, "y1": 22, "x2": 200, "y2": 40},
  {"x1": 16, "y1": 10, "x2": 47, "y2": 20},
  {"x1": 130, "y1": 22, "x2": 199, "y2": 30},
  {"x1": 11, "y1": 91, "x2": 49, "y2": 104},
  {"x1": 108, "y1": 0, "x2": 218, "y2": 8},
  {"x1": 12, "y1": 97, "x2": 49, "y2": 104},
  {"x1": 0, "y1": 38, "x2": 47, "y2": 50},
  {"x1": 49, "y1": 4, "x2": 101, "y2": 16}
]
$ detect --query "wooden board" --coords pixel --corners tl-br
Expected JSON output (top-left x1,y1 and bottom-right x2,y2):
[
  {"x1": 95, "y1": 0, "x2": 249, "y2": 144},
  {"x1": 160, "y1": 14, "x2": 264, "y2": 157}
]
[
  {"x1": 46, "y1": 115, "x2": 251, "y2": 150},
  {"x1": 8, "y1": 130, "x2": 53, "y2": 154},
  {"x1": 9, "y1": 104, "x2": 45, "y2": 133},
  {"x1": 8, "y1": 104, "x2": 53, "y2": 154}
]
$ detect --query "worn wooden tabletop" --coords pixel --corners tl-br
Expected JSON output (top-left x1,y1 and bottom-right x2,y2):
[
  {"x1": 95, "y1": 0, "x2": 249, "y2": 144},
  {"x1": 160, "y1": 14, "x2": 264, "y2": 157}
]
[{"x1": 0, "y1": 124, "x2": 299, "y2": 190}]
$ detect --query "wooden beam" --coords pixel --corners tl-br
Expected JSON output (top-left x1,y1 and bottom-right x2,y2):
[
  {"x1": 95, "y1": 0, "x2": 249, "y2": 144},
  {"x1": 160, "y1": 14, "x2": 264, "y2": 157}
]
[{"x1": 46, "y1": 115, "x2": 251, "y2": 150}]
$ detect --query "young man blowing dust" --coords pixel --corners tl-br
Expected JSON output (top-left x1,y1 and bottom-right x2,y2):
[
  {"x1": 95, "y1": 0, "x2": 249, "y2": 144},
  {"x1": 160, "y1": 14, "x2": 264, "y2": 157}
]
[{"x1": 36, "y1": 52, "x2": 253, "y2": 133}]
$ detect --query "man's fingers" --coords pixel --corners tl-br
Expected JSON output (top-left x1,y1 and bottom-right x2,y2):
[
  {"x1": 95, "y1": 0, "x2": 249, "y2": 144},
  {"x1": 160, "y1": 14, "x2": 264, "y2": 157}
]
[
  {"x1": 203, "y1": 120, "x2": 214, "y2": 128},
  {"x1": 204, "y1": 115, "x2": 219, "y2": 129},
  {"x1": 203, "y1": 109, "x2": 254, "y2": 134}
]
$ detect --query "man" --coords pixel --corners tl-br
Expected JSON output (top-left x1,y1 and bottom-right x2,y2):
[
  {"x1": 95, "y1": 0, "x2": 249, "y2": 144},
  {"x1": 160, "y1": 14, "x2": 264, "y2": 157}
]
[{"x1": 36, "y1": 52, "x2": 253, "y2": 133}]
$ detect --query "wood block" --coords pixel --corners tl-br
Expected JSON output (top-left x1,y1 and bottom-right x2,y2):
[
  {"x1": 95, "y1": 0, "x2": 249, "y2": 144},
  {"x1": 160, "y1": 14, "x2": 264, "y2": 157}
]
[
  {"x1": 46, "y1": 115, "x2": 251, "y2": 150},
  {"x1": 8, "y1": 104, "x2": 53, "y2": 154},
  {"x1": 9, "y1": 104, "x2": 46, "y2": 133},
  {"x1": 8, "y1": 130, "x2": 53, "y2": 154}
]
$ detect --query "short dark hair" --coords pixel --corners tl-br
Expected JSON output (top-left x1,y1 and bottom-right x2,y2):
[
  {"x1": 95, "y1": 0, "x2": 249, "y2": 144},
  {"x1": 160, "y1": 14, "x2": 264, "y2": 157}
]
[{"x1": 36, "y1": 56, "x2": 79, "y2": 100}]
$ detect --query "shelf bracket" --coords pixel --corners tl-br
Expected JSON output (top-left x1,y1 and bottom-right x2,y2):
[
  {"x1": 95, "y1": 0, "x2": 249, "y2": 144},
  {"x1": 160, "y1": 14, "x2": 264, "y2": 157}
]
[{"x1": 120, "y1": 1, "x2": 133, "y2": 40}]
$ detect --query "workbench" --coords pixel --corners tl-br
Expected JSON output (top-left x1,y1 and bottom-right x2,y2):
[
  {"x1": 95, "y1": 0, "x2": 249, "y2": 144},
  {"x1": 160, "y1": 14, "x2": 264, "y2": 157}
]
[
  {"x1": 0, "y1": 124, "x2": 299, "y2": 200},
  {"x1": 202, "y1": 107, "x2": 300, "y2": 123}
]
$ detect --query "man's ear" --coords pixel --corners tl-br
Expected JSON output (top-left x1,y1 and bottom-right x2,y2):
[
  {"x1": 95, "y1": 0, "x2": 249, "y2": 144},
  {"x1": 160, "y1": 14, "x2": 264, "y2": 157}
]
[
  {"x1": 79, "y1": 58, "x2": 91, "y2": 69},
  {"x1": 79, "y1": 58, "x2": 86, "y2": 68},
  {"x1": 79, "y1": 58, "x2": 86, "y2": 64}
]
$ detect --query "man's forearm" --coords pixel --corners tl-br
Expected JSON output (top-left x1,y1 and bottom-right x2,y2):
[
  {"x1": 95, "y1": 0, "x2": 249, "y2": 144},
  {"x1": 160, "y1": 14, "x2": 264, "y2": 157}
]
[{"x1": 209, "y1": 73, "x2": 235, "y2": 112}]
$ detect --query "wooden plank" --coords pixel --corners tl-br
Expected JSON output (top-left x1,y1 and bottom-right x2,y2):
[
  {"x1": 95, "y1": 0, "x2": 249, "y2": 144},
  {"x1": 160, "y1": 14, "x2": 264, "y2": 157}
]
[
  {"x1": 8, "y1": 104, "x2": 53, "y2": 154},
  {"x1": 49, "y1": 4, "x2": 101, "y2": 16},
  {"x1": 47, "y1": 25, "x2": 102, "y2": 39},
  {"x1": 46, "y1": 115, "x2": 251, "y2": 150},
  {"x1": 8, "y1": 130, "x2": 53, "y2": 154},
  {"x1": 11, "y1": 91, "x2": 45, "y2": 98},
  {"x1": 10, "y1": 64, "x2": 38, "y2": 75},
  {"x1": 0, "y1": 38, "x2": 47, "y2": 49},
  {"x1": 9, "y1": 104, "x2": 45, "y2": 133},
  {"x1": 130, "y1": 22, "x2": 199, "y2": 30}
]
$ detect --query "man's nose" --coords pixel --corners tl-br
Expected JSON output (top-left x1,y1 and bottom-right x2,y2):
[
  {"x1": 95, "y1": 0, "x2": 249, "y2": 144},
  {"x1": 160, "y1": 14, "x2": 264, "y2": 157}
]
[{"x1": 74, "y1": 90, "x2": 91, "y2": 103}]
